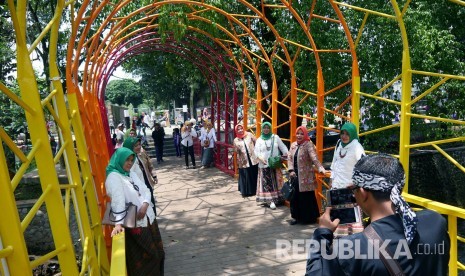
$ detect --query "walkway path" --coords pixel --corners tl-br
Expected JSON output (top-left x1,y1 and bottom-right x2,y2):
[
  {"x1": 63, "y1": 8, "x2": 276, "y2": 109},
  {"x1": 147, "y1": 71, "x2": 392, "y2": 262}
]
[{"x1": 154, "y1": 156, "x2": 317, "y2": 275}]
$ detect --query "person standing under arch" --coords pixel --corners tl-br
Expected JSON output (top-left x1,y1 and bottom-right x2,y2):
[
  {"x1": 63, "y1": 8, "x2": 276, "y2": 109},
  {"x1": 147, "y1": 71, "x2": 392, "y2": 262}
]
[
  {"x1": 330, "y1": 122, "x2": 365, "y2": 237},
  {"x1": 287, "y1": 126, "x2": 326, "y2": 225},
  {"x1": 233, "y1": 124, "x2": 259, "y2": 197},
  {"x1": 105, "y1": 148, "x2": 164, "y2": 275},
  {"x1": 181, "y1": 121, "x2": 197, "y2": 169},
  {"x1": 151, "y1": 123, "x2": 165, "y2": 164},
  {"x1": 254, "y1": 122, "x2": 288, "y2": 209}
]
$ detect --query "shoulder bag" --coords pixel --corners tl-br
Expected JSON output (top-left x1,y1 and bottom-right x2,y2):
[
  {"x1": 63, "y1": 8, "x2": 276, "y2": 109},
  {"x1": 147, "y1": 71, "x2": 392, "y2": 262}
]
[
  {"x1": 267, "y1": 135, "x2": 282, "y2": 169},
  {"x1": 102, "y1": 202, "x2": 138, "y2": 228},
  {"x1": 363, "y1": 224, "x2": 405, "y2": 276}
]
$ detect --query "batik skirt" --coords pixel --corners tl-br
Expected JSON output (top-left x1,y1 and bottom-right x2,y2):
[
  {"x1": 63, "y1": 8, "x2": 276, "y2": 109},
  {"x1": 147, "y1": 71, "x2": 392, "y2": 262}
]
[
  {"x1": 125, "y1": 218, "x2": 165, "y2": 276},
  {"x1": 256, "y1": 167, "x2": 284, "y2": 204}
]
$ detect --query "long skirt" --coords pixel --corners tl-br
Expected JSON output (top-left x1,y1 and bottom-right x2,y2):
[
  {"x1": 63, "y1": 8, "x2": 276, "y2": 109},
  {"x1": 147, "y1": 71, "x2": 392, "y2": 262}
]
[
  {"x1": 256, "y1": 167, "x2": 284, "y2": 204},
  {"x1": 290, "y1": 184, "x2": 320, "y2": 224},
  {"x1": 238, "y1": 164, "x2": 258, "y2": 197},
  {"x1": 125, "y1": 219, "x2": 165, "y2": 276},
  {"x1": 201, "y1": 147, "x2": 214, "y2": 166}
]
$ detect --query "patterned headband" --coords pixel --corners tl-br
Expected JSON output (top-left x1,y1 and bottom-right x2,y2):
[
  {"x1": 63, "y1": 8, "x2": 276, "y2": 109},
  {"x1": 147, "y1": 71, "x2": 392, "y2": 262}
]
[{"x1": 352, "y1": 170, "x2": 418, "y2": 244}]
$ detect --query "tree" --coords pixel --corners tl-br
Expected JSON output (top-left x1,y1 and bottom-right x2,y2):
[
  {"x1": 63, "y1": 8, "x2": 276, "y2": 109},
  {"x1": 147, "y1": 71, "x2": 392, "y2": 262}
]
[
  {"x1": 26, "y1": 0, "x2": 70, "y2": 87},
  {"x1": 0, "y1": 3, "x2": 15, "y2": 82},
  {"x1": 105, "y1": 79, "x2": 144, "y2": 107},
  {"x1": 123, "y1": 52, "x2": 208, "y2": 109}
]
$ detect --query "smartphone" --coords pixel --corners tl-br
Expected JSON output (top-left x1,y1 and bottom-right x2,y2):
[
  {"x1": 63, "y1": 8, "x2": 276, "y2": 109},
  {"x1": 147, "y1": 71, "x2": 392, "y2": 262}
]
[
  {"x1": 330, "y1": 207, "x2": 361, "y2": 224},
  {"x1": 326, "y1": 188, "x2": 355, "y2": 206}
]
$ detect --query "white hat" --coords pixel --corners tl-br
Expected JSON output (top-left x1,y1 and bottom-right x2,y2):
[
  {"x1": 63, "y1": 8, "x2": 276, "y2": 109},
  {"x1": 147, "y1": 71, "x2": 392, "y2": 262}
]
[{"x1": 117, "y1": 123, "x2": 124, "y2": 127}]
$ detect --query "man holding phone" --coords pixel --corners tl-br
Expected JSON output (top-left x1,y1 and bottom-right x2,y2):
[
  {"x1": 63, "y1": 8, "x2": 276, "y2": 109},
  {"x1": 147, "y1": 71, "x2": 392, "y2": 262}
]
[{"x1": 306, "y1": 154, "x2": 450, "y2": 275}]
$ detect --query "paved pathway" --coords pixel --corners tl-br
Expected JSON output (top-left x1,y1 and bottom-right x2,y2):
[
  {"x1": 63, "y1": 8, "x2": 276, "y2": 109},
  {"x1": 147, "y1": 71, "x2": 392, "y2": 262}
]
[{"x1": 154, "y1": 156, "x2": 317, "y2": 275}]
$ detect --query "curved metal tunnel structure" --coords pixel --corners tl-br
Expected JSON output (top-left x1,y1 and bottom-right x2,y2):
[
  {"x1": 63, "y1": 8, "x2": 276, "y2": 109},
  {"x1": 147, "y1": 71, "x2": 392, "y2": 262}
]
[{"x1": 1, "y1": 0, "x2": 465, "y2": 275}]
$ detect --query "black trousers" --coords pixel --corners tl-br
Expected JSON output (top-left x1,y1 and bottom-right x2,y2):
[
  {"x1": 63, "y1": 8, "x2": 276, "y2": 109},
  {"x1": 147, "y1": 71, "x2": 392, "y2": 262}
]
[{"x1": 183, "y1": 145, "x2": 196, "y2": 167}]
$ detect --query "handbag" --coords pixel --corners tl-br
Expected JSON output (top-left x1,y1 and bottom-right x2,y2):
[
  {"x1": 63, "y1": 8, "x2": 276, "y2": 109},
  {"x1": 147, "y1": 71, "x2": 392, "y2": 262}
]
[
  {"x1": 281, "y1": 178, "x2": 296, "y2": 201},
  {"x1": 203, "y1": 137, "x2": 210, "y2": 147},
  {"x1": 102, "y1": 202, "x2": 137, "y2": 228},
  {"x1": 267, "y1": 135, "x2": 282, "y2": 169}
]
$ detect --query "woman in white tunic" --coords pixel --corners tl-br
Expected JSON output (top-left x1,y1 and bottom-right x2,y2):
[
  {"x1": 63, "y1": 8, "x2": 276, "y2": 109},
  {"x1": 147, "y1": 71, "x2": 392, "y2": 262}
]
[
  {"x1": 254, "y1": 122, "x2": 288, "y2": 209},
  {"x1": 330, "y1": 122, "x2": 365, "y2": 237}
]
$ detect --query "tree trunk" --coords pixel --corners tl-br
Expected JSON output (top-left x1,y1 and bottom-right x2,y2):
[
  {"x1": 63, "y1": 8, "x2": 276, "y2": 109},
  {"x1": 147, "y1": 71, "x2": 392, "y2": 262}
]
[{"x1": 190, "y1": 82, "x2": 195, "y2": 120}]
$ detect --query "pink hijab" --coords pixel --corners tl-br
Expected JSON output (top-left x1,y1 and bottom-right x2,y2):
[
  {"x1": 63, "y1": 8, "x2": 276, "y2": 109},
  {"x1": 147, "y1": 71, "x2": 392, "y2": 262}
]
[
  {"x1": 296, "y1": 126, "x2": 310, "y2": 145},
  {"x1": 235, "y1": 124, "x2": 246, "y2": 139}
]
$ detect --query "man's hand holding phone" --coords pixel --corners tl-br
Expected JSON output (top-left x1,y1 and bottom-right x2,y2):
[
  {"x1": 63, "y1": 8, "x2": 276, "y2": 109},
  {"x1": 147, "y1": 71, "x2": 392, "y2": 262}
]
[{"x1": 319, "y1": 207, "x2": 340, "y2": 232}]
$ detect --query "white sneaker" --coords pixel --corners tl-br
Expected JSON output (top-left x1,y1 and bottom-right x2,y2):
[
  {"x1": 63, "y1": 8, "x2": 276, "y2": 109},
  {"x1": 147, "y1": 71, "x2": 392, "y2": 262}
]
[{"x1": 270, "y1": 202, "x2": 276, "y2": 210}]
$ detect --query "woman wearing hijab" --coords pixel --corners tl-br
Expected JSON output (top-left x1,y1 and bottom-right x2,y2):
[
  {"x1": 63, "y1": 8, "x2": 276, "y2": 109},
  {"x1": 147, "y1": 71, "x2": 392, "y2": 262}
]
[
  {"x1": 254, "y1": 122, "x2": 289, "y2": 209},
  {"x1": 287, "y1": 126, "x2": 326, "y2": 225},
  {"x1": 200, "y1": 121, "x2": 216, "y2": 169},
  {"x1": 233, "y1": 124, "x2": 259, "y2": 197},
  {"x1": 105, "y1": 147, "x2": 164, "y2": 275},
  {"x1": 330, "y1": 122, "x2": 365, "y2": 236},
  {"x1": 123, "y1": 137, "x2": 158, "y2": 216}
]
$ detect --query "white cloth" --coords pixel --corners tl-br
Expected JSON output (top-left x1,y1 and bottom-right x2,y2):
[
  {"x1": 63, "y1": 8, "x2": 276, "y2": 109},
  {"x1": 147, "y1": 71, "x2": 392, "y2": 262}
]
[
  {"x1": 105, "y1": 172, "x2": 155, "y2": 227},
  {"x1": 130, "y1": 158, "x2": 145, "y2": 185},
  {"x1": 143, "y1": 114, "x2": 150, "y2": 126},
  {"x1": 200, "y1": 128, "x2": 216, "y2": 148},
  {"x1": 330, "y1": 139, "x2": 365, "y2": 189},
  {"x1": 254, "y1": 135, "x2": 288, "y2": 169},
  {"x1": 181, "y1": 129, "x2": 197, "y2": 147},
  {"x1": 200, "y1": 127, "x2": 215, "y2": 140},
  {"x1": 115, "y1": 128, "x2": 125, "y2": 148}
]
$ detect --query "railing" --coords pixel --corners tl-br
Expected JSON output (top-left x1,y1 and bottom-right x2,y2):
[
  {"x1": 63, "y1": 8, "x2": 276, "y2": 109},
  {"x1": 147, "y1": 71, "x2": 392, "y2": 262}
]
[
  {"x1": 403, "y1": 193, "x2": 465, "y2": 276},
  {"x1": 110, "y1": 233, "x2": 126, "y2": 276}
]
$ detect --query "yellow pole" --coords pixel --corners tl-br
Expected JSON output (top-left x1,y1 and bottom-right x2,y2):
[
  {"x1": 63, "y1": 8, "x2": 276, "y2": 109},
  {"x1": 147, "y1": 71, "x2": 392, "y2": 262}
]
[
  {"x1": 391, "y1": 0, "x2": 412, "y2": 191},
  {"x1": 0, "y1": 138, "x2": 31, "y2": 275}
]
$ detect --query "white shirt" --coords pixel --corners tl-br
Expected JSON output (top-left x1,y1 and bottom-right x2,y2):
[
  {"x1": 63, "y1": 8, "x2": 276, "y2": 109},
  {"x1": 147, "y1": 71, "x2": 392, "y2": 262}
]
[
  {"x1": 114, "y1": 128, "x2": 125, "y2": 149},
  {"x1": 130, "y1": 158, "x2": 145, "y2": 185},
  {"x1": 254, "y1": 135, "x2": 289, "y2": 169},
  {"x1": 200, "y1": 128, "x2": 216, "y2": 148},
  {"x1": 143, "y1": 115, "x2": 150, "y2": 126},
  {"x1": 330, "y1": 139, "x2": 365, "y2": 189},
  {"x1": 105, "y1": 172, "x2": 155, "y2": 227},
  {"x1": 181, "y1": 128, "x2": 197, "y2": 147}
]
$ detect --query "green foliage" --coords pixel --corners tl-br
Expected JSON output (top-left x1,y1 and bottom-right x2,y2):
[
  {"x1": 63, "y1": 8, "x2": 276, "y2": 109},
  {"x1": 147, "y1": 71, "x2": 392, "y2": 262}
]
[
  {"x1": 105, "y1": 79, "x2": 144, "y2": 107},
  {"x1": 122, "y1": 49, "x2": 209, "y2": 109},
  {"x1": 0, "y1": 82, "x2": 27, "y2": 136},
  {"x1": 158, "y1": 5, "x2": 188, "y2": 43},
  {"x1": 0, "y1": 4, "x2": 15, "y2": 82}
]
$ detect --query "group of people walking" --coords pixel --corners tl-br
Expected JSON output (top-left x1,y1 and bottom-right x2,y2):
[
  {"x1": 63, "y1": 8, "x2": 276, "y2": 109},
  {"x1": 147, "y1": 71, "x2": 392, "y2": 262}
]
[{"x1": 233, "y1": 121, "x2": 365, "y2": 225}]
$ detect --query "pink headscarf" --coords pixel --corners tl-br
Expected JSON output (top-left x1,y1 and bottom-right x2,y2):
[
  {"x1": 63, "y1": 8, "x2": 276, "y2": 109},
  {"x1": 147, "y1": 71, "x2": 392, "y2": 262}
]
[
  {"x1": 296, "y1": 126, "x2": 310, "y2": 145},
  {"x1": 235, "y1": 124, "x2": 246, "y2": 139}
]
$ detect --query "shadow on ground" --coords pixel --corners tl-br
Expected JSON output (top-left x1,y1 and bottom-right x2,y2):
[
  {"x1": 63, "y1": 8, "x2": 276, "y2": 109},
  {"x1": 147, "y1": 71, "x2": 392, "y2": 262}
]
[{"x1": 154, "y1": 156, "x2": 316, "y2": 275}]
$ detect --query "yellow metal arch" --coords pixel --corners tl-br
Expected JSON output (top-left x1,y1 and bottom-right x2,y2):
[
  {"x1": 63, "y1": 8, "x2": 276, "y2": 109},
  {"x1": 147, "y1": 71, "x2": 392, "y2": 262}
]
[{"x1": 1, "y1": 0, "x2": 464, "y2": 275}]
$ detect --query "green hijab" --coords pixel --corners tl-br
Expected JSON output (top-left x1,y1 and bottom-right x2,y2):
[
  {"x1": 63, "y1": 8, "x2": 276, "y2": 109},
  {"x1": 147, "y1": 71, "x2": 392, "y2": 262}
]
[
  {"x1": 340, "y1": 122, "x2": 358, "y2": 147},
  {"x1": 261, "y1": 122, "x2": 273, "y2": 140},
  {"x1": 122, "y1": 136, "x2": 141, "y2": 152},
  {"x1": 106, "y1": 147, "x2": 135, "y2": 177}
]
